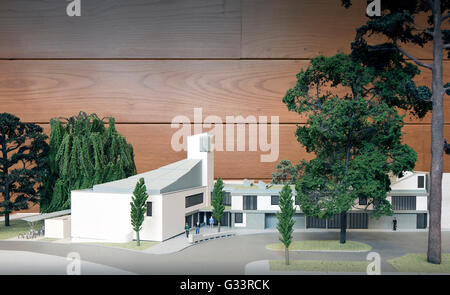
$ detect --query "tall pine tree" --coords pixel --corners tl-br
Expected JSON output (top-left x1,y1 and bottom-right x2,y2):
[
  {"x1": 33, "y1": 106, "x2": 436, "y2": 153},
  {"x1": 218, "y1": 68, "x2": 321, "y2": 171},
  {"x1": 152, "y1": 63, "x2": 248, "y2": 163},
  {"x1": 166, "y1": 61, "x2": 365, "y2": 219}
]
[
  {"x1": 0, "y1": 113, "x2": 49, "y2": 226},
  {"x1": 276, "y1": 184, "x2": 296, "y2": 265},
  {"x1": 41, "y1": 112, "x2": 137, "y2": 212},
  {"x1": 342, "y1": 0, "x2": 450, "y2": 264}
]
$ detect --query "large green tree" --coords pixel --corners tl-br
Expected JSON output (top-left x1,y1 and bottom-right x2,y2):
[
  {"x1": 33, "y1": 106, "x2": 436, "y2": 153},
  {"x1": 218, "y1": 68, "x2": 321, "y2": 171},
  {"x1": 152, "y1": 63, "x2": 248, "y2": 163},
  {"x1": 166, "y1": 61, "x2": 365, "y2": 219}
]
[
  {"x1": 131, "y1": 177, "x2": 148, "y2": 246},
  {"x1": 342, "y1": 0, "x2": 450, "y2": 264},
  {"x1": 211, "y1": 178, "x2": 225, "y2": 232},
  {"x1": 41, "y1": 112, "x2": 137, "y2": 212},
  {"x1": 283, "y1": 54, "x2": 417, "y2": 243},
  {"x1": 276, "y1": 184, "x2": 296, "y2": 265},
  {"x1": 0, "y1": 113, "x2": 49, "y2": 226}
]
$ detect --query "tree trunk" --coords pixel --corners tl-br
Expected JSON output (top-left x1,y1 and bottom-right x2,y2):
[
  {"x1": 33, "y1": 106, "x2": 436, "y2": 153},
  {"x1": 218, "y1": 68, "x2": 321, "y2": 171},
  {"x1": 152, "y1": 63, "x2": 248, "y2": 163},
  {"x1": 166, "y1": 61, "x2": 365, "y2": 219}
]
[
  {"x1": 136, "y1": 231, "x2": 140, "y2": 247},
  {"x1": 285, "y1": 246, "x2": 290, "y2": 265},
  {"x1": 340, "y1": 211, "x2": 347, "y2": 244},
  {"x1": 428, "y1": 0, "x2": 443, "y2": 264},
  {"x1": 218, "y1": 221, "x2": 221, "y2": 232}
]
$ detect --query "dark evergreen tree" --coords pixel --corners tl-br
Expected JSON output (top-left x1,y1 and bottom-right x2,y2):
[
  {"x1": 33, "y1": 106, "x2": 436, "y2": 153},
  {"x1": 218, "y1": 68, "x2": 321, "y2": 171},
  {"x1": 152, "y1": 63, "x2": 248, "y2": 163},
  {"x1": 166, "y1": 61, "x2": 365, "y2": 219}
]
[
  {"x1": 41, "y1": 112, "x2": 137, "y2": 212},
  {"x1": 283, "y1": 54, "x2": 417, "y2": 243},
  {"x1": 342, "y1": 0, "x2": 450, "y2": 264},
  {"x1": 276, "y1": 184, "x2": 296, "y2": 265},
  {"x1": 131, "y1": 177, "x2": 148, "y2": 246},
  {"x1": 212, "y1": 178, "x2": 225, "y2": 232},
  {"x1": 272, "y1": 160, "x2": 299, "y2": 185},
  {"x1": 0, "y1": 113, "x2": 49, "y2": 226}
]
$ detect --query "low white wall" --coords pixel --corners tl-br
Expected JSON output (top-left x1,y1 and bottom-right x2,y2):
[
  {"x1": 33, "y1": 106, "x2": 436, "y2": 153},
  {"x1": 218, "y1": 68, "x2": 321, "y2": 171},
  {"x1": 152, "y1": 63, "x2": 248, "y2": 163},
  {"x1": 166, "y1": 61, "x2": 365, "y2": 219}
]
[
  {"x1": 45, "y1": 215, "x2": 71, "y2": 239},
  {"x1": 71, "y1": 190, "x2": 134, "y2": 243}
]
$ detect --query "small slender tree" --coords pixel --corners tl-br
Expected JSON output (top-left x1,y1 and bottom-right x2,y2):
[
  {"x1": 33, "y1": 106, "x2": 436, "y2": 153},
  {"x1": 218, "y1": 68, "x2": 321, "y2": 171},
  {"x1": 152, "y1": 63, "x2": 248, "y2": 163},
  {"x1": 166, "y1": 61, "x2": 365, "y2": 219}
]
[
  {"x1": 272, "y1": 160, "x2": 299, "y2": 185},
  {"x1": 212, "y1": 178, "x2": 225, "y2": 232},
  {"x1": 276, "y1": 184, "x2": 296, "y2": 265},
  {"x1": 130, "y1": 178, "x2": 148, "y2": 246},
  {"x1": 0, "y1": 113, "x2": 49, "y2": 226}
]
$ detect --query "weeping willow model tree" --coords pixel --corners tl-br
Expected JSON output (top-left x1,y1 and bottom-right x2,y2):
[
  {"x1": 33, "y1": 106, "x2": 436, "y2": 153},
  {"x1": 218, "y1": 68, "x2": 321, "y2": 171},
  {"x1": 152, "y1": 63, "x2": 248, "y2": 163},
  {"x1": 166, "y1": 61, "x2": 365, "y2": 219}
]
[{"x1": 40, "y1": 112, "x2": 137, "y2": 212}]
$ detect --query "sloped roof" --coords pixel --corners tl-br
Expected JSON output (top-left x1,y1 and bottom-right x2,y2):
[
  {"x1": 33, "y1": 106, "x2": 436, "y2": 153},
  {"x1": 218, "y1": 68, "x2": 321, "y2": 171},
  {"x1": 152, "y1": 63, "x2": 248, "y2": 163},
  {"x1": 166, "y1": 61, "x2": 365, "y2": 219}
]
[{"x1": 92, "y1": 159, "x2": 203, "y2": 195}]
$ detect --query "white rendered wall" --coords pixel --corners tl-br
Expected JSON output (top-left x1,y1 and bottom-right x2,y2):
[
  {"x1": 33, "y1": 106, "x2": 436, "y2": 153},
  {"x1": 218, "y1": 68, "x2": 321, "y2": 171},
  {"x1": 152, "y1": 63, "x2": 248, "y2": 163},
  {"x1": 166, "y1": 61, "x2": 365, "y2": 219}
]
[
  {"x1": 442, "y1": 173, "x2": 450, "y2": 230},
  {"x1": 232, "y1": 195, "x2": 243, "y2": 210},
  {"x1": 139, "y1": 194, "x2": 163, "y2": 241},
  {"x1": 161, "y1": 187, "x2": 207, "y2": 241},
  {"x1": 257, "y1": 195, "x2": 300, "y2": 211},
  {"x1": 187, "y1": 133, "x2": 214, "y2": 206},
  {"x1": 416, "y1": 196, "x2": 428, "y2": 211},
  {"x1": 391, "y1": 172, "x2": 427, "y2": 190},
  {"x1": 71, "y1": 190, "x2": 134, "y2": 243}
]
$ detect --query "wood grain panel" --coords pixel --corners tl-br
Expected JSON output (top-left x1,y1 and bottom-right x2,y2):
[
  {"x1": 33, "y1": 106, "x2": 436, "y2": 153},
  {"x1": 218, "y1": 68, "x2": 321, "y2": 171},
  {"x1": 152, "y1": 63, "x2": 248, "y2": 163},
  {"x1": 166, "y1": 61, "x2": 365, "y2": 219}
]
[
  {"x1": 1, "y1": 60, "x2": 448, "y2": 124},
  {"x1": 242, "y1": 0, "x2": 441, "y2": 59},
  {"x1": 0, "y1": 0, "x2": 241, "y2": 58},
  {"x1": 38, "y1": 123, "x2": 450, "y2": 180}
]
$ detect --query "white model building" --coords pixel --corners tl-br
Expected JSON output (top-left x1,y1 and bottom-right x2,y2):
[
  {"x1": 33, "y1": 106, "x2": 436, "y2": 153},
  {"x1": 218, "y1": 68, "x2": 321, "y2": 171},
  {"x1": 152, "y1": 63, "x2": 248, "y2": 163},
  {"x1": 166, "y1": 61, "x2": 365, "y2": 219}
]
[
  {"x1": 70, "y1": 132, "x2": 450, "y2": 243},
  {"x1": 71, "y1": 133, "x2": 214, "y2": 242}
]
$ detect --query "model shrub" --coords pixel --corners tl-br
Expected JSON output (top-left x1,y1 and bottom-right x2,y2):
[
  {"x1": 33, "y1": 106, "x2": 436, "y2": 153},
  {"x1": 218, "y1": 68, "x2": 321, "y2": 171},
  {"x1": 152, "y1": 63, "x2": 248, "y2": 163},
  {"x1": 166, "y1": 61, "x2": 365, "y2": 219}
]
[
  {"x1": 131, "y1": 177, "x2": 148, "y2": 246},
  {"x1": 41, "y1": 112, "x2": 137, "y2": 212},
  {"x1": 272, "y1": 160, "x2": 299, "y2": 184},
  {"x1": 0, "y1": 113, "x2": 49, "y2": 226}
]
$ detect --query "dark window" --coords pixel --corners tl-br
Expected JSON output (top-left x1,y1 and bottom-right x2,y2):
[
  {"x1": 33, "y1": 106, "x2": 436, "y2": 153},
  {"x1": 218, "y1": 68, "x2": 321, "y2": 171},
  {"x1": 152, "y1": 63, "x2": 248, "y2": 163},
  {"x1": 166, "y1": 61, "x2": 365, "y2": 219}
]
[
  {"x1": 392, "y1": 196, "x2": 416, "y2": 210},
  {"x1": 417, "y1": 213, "x2": 428, "y2": 229},
  {"x1": 359, "y1": 196, "x2": 368, "y2": 206},
  {"x1": 235, "y1": 213, "x2": 243, "y2": 223},
  {"x1": 185, "y1": 193, "x2": 204, "y2": 208},
  {"x1": 223, "y1": 192, "x2": 231, "y2": 206},
  {"x1": 271, "y1": 195, "x2": 279, "y2": 205},
  {"x1": 306, "y1": 216, "x2": 326, "y2": 228},
  {"x1": 243, "y1": 195, "x2": 257, "y2": 210},
  {"x1": 348, "y1": 213, "x2": 368, "y2": 229},
  {"x1": 418, "y1": 175, "x2": 425, "y2": 188},
  {"x1": 146, "y1": 202, "x2": 152, "y2": 217}
]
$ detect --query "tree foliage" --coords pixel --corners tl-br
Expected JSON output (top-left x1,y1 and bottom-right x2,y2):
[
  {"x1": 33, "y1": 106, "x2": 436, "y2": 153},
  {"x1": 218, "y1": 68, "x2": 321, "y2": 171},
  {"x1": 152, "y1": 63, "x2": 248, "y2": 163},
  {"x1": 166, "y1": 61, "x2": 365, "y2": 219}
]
[
  {"x1": 342, "y1": 0, "x2": 450, "y2": 266},
  {"x1": 0, "y1": 113, "x2": 49, "y2": 226},
  {"x1": 212, "y1": 178, "x2": 225, "y2": 232},
  {"x1": 276, "y1": 184, "x2": 296, "y2": 265},
  {"x1": 131, "y1": 177, "x2": 148, "y2": 246},
  {"x1": 283, "y1": 54, "x2": 417, "y2": 241},
  {"x1": 272, "y1": 160, "x2": 299, "y2": 185},
  {"x1": 41, "y1": 112, "x2": 137, "y2": 212}
]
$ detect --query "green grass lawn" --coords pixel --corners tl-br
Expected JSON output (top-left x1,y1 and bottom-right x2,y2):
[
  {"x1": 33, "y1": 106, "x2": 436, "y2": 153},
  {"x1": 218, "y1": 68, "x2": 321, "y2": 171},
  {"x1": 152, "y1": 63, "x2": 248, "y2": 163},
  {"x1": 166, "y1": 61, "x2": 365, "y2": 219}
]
[
  {"x1": 388, "y1": 253, "x2": 450, "y2": 273},
  {"x1": 269, "y1": 260, "x2": 369, "y2": 272},
  {"x1": 0, "y1": 219, "x2": 43, "y2": 240},
  {"x1": 89, "y1": 241, "x2": 159, "y2": 251},
  {"x1": 266, "y1": 240, "x2": 371, "y2": 252}
]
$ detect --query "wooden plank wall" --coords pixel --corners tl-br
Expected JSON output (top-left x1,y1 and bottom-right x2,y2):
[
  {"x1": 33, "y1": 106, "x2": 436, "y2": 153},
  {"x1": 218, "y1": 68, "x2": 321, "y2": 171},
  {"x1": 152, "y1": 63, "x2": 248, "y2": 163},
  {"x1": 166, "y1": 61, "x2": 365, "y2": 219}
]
[{"x1": 1, "y1": 0, "x2": 449, "y2": 184}]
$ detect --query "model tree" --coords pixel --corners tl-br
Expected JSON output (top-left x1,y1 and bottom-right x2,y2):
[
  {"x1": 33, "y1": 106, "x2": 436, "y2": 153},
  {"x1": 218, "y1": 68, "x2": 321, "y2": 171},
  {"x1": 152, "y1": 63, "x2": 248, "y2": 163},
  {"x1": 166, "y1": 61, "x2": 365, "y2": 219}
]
[
  {"x1": 283, "y1": 54, "x2": 417, "y2": 243},
  {"x1": 41, "y1": 112, "x2": 137, "y2": 212},
  {"x1": 0, "y1": 113, "x2": 49, "y2": 226},
  {"x1": 211, "y1": 178, "x2": 225, "y2": 232},
  {"x1": 342, "y1": 0, "x2": 450, "y2": 264},
  {"x1": 276, "y1": 184, "x2": 296, "y2": 265},
  {"x1": 272, "y1": 160, "x2": 299, "y2": 184},
  {"x1": 131, "y1": 178, "x2": 148, "y2": 246}
]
